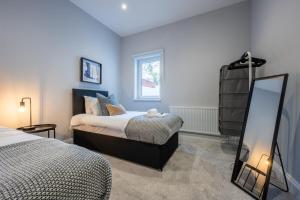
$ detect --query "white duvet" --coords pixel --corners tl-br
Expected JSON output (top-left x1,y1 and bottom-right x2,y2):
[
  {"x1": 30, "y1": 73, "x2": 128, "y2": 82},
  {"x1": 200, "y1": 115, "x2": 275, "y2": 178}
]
[
  {"x1": 0, "y1": 126, "x2": 41, "y2": 147},
  {"x1": 70, "y1": 111, "x2": 146, "y2": 131}
]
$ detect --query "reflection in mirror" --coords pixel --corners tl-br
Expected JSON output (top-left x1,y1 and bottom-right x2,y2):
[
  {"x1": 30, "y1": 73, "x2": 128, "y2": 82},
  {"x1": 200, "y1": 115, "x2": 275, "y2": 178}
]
[{"x1": 231, "y1": 75, "x2": 288, "y2": 200}]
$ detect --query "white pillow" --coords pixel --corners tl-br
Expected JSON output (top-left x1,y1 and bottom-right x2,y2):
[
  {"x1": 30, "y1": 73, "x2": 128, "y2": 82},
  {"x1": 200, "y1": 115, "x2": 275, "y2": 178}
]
[
  {"x1": 119, "y1": 104, "x2": 127, "y2": 113},
  {"x1": 84, "y1": 96, "x2": 101, "y2": 115}
]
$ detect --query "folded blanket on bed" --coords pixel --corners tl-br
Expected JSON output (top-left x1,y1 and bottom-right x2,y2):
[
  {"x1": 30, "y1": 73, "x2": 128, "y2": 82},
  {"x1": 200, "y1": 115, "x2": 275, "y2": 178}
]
[
  {"x1": 0, "y1": 138, "x2": 112, "y2": 200},
  {"x1": 125, "y1": 113, "x2": 183, "y2": 145}
]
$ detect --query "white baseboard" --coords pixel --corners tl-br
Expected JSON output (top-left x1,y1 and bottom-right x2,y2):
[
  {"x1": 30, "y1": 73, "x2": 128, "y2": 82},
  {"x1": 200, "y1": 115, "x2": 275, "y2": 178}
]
[{"x1": 180, "y1": 130, "x2": 221, "y2": 138}]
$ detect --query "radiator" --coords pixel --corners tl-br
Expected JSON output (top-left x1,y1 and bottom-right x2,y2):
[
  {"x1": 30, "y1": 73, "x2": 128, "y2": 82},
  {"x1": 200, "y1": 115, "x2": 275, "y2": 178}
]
[{"x1": 169, "y1": 106, "x2": 220, "y2": 136}]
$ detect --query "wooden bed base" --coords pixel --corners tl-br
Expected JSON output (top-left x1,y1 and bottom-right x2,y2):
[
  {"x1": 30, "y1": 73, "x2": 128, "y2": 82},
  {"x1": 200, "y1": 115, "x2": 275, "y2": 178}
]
[
  {"x1": 72, "y1": 87, "x2": 178, "y2": 171},
  {"x1": 73, "y1": 130, "x2": 178, "y2": 170}
]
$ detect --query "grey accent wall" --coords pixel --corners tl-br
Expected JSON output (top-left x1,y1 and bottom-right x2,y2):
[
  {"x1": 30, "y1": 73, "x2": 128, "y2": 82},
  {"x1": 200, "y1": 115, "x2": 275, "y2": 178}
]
[
  {"x1": 120, "y1": 2, "x2": 250, "y2": 112},
  {"x1": 251, "y1": 0, "x2": 300, "y2": 188},
  {"x1": 0, "y1": 0, "x2": 121, "y2": 139}
]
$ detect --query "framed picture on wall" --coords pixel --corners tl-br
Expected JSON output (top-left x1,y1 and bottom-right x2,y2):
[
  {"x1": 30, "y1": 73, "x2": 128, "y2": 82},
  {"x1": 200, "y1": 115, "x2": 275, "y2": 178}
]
[{"x1": 80, "y1": 57, "x2": 102, "y2": 84}]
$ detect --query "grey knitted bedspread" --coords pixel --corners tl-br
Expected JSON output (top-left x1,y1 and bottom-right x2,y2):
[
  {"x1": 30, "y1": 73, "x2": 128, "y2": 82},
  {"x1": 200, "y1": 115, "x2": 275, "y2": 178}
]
[
  {"x1": 125, "y1": 114, "x2": 183, "y2": 145},
  {"x1": 0, "y1": 138, "x2": 112, "y2": 200}
]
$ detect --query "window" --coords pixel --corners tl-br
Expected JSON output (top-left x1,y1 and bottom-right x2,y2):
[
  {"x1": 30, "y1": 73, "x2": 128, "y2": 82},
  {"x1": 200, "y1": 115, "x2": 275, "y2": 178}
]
[{"x1": 134, "y1": 50, "x2": 163, "y2": 101}]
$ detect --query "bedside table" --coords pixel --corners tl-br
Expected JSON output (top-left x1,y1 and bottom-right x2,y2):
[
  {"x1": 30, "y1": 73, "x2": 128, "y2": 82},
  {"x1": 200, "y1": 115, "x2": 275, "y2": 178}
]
[{"x1": 17, "y1": 124, "x2": 56, "y2": 138}]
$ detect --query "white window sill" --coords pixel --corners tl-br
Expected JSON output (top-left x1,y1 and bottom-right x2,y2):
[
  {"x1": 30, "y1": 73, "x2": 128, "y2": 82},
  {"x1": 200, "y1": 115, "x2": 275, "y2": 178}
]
[{"x1": 133, "y1": 98, "x2": 161, "y2": 102}]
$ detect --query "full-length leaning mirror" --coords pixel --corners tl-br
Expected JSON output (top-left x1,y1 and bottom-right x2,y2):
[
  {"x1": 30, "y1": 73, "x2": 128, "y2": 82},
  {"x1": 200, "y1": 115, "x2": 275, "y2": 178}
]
[{"x1": 231, "y1": 74, "x2": 289, "y2": 200}]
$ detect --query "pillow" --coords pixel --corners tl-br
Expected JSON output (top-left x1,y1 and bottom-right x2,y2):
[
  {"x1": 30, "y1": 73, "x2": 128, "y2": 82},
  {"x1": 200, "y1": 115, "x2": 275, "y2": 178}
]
[
  {"x1": 106, "y1": 104, "x2": 126, "y2": 116},
  {"x1": 84, "y1": 96, "x2": 101, "y2": 115},
  {"x1": 119, "y1": 104, "x2": 126, "y2": 112},
  {"x1": 96, "y1": 93, "x2": 118, "y2": 116}
]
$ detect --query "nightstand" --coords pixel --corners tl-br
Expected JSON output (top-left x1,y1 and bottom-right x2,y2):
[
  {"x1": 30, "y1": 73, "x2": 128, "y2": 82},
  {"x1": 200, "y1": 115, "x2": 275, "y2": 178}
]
[{"x1": 17, "y1": 124, "x2": 56, "y2": 138}]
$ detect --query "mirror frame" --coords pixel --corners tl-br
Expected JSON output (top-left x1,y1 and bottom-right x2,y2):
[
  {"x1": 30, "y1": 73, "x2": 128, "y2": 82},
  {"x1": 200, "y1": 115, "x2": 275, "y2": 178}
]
[{"x1": 231, "y1": 74, "x2": 289, "y2": 200}]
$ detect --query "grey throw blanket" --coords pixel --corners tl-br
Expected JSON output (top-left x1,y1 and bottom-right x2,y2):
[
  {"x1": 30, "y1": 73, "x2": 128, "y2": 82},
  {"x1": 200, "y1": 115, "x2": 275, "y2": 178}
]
[
  {"x1": 0, "y1": 138, "x2": 112, "y2": 200},
  {"x1": 125, "y1": 114, "x2": 183, "y2": 145}
]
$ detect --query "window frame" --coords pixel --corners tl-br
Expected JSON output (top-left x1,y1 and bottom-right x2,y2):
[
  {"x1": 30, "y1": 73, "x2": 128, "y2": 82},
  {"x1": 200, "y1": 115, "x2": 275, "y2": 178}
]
[{"x1": 133, "y1": 49, "x2": 164, "y2": 101}]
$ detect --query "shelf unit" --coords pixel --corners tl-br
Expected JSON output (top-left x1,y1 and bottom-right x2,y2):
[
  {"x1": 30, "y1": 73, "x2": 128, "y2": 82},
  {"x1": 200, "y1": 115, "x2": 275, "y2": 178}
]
[{"x1": 219, "y1": 65, "x2": 255, "y2": 137}]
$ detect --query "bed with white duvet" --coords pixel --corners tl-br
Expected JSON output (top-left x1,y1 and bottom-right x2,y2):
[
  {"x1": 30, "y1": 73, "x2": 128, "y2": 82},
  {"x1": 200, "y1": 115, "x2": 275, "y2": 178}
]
[
  {"x1": 71, "y1": 111, "x2": 183, "y2": 145},
  {"x1": 71, "y1": 111, "x2": 145, "y2": 133},
  {"x1": 72, "y1": 88, "x2": 183, "y2": 170}
]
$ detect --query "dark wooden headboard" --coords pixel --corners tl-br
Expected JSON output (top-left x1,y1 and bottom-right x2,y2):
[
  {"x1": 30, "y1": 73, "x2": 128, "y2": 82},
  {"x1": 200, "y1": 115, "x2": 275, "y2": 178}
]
[{"x1": 72, "y1": 89, "x2": 108, "y2": 115}]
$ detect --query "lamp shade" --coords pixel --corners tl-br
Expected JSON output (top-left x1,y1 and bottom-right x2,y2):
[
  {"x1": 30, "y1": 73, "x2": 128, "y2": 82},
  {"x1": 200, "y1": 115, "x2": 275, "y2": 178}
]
[{"x1": 19, "y1": 101, "x2": 25, "y2": 112}]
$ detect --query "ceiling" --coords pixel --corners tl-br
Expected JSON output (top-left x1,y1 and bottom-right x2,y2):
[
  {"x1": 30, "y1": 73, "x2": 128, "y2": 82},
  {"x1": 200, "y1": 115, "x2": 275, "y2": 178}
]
[{"x1": 70, "y1": 0, "x2": 246, "y2": 37}]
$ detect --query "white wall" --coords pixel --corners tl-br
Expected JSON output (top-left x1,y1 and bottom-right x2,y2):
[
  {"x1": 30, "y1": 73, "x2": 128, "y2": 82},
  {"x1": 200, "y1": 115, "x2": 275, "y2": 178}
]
[
  {"x1": 251, "y1": 0, "x2": 300, "y2": 188},
  {"x1": 0, "y1": 0, "x2": 121, "y2": 139},
  {"x1": 120, "y1": 2, "x2": 251, "y2": 112}
]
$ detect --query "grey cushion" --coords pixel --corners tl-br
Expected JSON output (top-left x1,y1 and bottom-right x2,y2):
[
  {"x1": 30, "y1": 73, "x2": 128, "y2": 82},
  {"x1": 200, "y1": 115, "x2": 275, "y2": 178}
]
[{"x1": 96, "y1": 93, "x2": 118, "y2": 116}]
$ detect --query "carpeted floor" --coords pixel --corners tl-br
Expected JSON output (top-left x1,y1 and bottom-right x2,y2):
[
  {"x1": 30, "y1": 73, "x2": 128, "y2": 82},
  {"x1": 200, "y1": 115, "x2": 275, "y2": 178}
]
[
  {"x1": 100, "y1": 133, "x2": 299, "y2": 200},
  {"x1": 103, "y1": 133, "x2": 254, "y2": 200}
]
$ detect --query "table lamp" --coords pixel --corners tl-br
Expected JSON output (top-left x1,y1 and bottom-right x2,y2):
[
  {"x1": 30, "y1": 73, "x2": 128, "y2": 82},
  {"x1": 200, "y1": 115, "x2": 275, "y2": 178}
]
[{"x1": 19, "y1": 97, "x2": 34, "y2": 130}]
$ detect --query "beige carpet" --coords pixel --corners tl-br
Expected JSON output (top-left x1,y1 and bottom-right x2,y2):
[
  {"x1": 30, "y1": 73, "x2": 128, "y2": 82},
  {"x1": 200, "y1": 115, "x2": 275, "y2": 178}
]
[{"x1": 102, "y1": 134, "x2": 253, "y2": 200}]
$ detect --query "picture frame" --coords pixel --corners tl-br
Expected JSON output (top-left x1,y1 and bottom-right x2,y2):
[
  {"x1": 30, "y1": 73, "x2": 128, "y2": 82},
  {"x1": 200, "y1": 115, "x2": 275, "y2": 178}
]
[
  {"x1": 80, "y1": 57, "x2": 102, "y2": 84},
  {"x1": 231, "y1": 74, "x2": 289, "y2": 200}
]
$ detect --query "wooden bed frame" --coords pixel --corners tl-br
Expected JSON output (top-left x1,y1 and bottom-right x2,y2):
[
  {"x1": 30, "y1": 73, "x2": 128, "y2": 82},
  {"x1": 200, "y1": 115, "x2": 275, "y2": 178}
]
[{"x1": 72, "y1": 89, "x2": 178, "y2": 170}]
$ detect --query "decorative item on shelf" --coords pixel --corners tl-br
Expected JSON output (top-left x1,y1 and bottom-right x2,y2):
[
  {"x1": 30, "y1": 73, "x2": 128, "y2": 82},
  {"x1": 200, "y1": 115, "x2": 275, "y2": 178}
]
[
  {"x1": 80, "y1": 57, "x2": 102, "y2": 84},
  {"x1": 19, "y1": 97, "x2": 35, "y2": 131}
]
